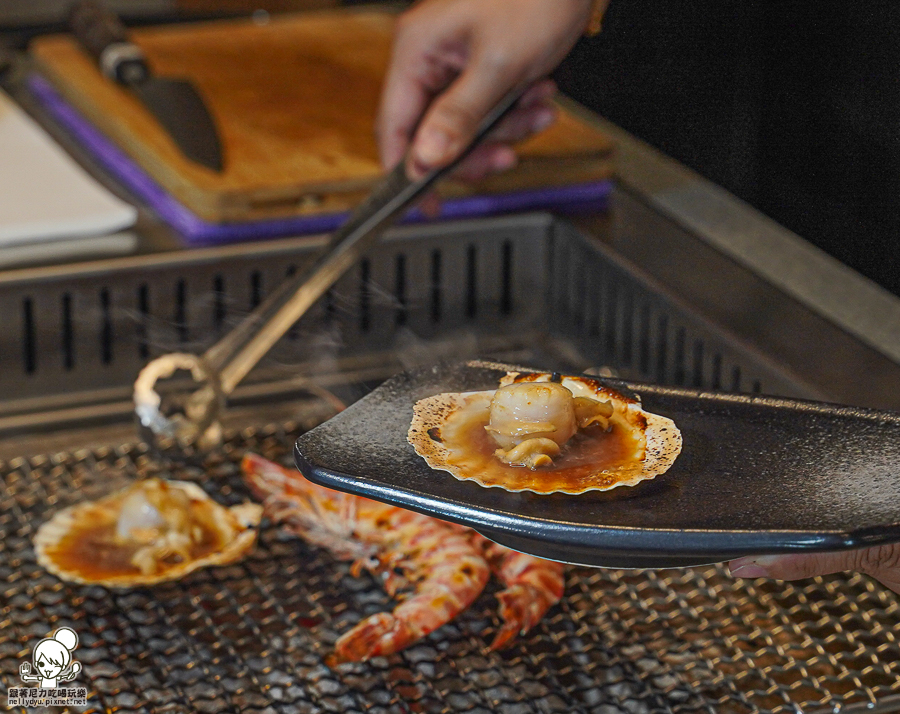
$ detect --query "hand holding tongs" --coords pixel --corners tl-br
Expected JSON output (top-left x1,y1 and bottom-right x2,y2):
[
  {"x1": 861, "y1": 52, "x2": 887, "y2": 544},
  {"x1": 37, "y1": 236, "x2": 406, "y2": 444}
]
[{"x1": 134, "y1": 87, "x2": 529, "y2": 450}]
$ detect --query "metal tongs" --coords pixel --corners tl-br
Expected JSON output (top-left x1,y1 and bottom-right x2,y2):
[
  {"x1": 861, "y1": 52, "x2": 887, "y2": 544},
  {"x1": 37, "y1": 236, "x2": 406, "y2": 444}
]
[{"x1": 134, "y1": 87, "x2": 528, "y2": 451}]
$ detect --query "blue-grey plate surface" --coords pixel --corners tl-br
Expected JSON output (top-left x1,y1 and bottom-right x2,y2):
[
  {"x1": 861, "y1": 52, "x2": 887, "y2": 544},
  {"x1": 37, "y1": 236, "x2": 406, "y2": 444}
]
[{"x1": 294, "y1": 360, "x2": 900, "y2": 568}]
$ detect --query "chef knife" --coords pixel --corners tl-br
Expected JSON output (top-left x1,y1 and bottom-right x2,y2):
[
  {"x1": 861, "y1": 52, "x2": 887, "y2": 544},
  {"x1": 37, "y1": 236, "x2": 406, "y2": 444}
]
[{"x1": 68, "y1": 0, "x2": 224, "y2": 172}]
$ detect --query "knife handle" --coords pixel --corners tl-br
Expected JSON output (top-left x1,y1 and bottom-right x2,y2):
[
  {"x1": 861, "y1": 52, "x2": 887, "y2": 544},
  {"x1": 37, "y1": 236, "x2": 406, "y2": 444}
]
[{"x1": 68, "y1": 1, "x2": 149, "y2": 85}]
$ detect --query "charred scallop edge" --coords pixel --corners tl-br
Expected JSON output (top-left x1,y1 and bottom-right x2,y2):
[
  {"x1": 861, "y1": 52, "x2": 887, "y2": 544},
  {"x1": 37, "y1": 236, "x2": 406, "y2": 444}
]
[
  {"x1": 408, "y1": 374, "x2": 682, "y2": 494},
  {"x1": 501, "y1": 372, "x2": 641, "y2": 405},
  {"x1": 33, "y1": 480, "x2": 263, "y2": 588}
]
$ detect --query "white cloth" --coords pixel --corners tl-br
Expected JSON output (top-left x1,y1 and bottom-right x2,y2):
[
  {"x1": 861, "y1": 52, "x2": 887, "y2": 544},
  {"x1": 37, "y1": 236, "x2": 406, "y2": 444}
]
[{"x1": 0, "y1": 88, "x2": 136, "y2": 246}]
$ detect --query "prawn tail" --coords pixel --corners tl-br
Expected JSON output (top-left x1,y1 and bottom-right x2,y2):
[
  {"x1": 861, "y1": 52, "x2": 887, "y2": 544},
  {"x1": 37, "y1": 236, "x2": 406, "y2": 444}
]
[
  {"x1": 490, "y1": 583, "x2": 552, "y2": 650},
  {"x1": 330, "y1": 612, "x2": 407, "y2": 664},
  {"x1": 488, "y1": 552, "x2": 566, "y2": 650},
  {"x1": 331, "y1": 552, "x2": 491, "y2": 664}
]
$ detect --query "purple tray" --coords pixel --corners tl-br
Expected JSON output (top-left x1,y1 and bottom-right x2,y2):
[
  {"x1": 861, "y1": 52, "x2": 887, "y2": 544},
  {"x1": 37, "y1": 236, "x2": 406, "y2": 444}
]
[{"x1": 28, "y1": 74, "x2": 612, "y2": 246}]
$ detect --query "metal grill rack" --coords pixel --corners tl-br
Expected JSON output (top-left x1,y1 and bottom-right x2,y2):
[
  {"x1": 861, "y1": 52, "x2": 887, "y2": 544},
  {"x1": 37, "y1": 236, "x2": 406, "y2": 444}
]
[
  {"x1": 1, "y1": 423, "x2": 898, "y2": 714},
  {"x1": 0, "y1": 213, "x2": 898, "y2": 713}
]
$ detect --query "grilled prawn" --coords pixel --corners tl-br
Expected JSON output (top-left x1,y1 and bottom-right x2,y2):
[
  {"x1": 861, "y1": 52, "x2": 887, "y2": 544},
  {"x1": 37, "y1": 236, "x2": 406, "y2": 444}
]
[
  {"x1": 469, "y1": 533, "x2": 566, "y2": 650},
  {"x1": 241, "y1": 453, "x2": 565, "y2": 662},
  {"x1": 241, "y1": 453, "x2": 490, "y2": 663}
]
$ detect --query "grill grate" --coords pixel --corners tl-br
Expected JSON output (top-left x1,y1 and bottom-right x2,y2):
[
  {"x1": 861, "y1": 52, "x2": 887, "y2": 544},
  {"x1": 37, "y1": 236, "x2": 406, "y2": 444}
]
[{"x1": 2, "y1": 419, "x2": 898, "y2": 714}]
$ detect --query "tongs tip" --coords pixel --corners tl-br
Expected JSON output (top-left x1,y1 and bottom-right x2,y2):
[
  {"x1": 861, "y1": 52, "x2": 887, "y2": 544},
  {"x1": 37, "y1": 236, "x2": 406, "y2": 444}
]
[{"x1": 133, "y1": 352, "x2": 225, "y2": 454}]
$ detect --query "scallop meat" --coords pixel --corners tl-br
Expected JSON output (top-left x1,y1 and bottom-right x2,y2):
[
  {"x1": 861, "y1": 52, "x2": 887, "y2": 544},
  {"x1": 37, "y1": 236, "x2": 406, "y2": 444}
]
[
  {"x1": 408, "y1": 371, "x2": 682, "y2": 494},
  {"x1": 34, "y1": 478, "x2": 262, "y2": 587}
]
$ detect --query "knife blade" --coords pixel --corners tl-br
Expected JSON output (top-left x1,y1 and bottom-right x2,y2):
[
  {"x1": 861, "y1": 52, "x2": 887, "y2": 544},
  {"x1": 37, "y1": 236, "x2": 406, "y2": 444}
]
[{"x1": 68, "y1": 1, "x2": 224, "y2": 172}]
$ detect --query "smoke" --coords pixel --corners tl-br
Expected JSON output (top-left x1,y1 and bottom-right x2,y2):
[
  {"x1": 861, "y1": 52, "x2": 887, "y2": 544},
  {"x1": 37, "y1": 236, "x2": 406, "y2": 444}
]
[
  {"x1": 393, "y1": 327, "x2": 483, "y2": 372},
  {"x1": 29, "y1": 253, "x2": 541, "y2": 396}
]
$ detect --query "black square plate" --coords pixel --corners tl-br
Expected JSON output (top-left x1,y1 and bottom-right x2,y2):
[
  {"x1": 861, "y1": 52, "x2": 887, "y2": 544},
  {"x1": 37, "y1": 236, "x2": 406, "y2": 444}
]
[{"x1": 294, "y1": 360, "x2": 900, "y2": 568}]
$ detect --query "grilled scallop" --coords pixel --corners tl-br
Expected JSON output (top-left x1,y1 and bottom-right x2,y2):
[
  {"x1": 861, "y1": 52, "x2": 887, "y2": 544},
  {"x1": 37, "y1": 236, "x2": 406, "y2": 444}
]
[
  {"x1": 408, "y1": 371, "x2": 682, "y2": 495},
  {"x1": 34, "y1": 478, "x2": 262, "y2": 587}
]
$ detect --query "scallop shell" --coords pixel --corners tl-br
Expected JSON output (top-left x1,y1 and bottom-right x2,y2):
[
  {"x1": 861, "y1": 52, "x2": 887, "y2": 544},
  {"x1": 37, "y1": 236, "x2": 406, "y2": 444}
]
[
  {"x1": 34, "y1": 480, "x2": 262, "y2": 588},
  {"x1": 408, "y1": 371, "x2": 682, "y2": 494}
]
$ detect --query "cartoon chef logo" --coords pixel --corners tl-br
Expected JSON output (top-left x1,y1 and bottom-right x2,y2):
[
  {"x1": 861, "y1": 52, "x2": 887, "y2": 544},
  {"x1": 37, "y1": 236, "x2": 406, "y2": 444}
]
[{"x1": 18, "y1": 627, "x2": 82, "y2": 688}]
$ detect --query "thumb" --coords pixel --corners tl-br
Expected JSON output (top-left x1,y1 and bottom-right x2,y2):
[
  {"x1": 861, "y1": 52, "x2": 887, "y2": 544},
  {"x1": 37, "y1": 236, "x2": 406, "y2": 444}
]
[
  {"x1": 729, "y1": 543, "x2": 900, "y2": 594},
  {"x1": 410, "y1": 50, "x2": 525, "y2": 174}
]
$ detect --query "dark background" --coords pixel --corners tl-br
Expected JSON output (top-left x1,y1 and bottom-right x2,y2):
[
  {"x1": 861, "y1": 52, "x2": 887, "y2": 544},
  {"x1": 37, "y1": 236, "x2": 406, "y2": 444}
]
[{"x1": 554, "y1": 0, "x2": 900, "y2": 297}]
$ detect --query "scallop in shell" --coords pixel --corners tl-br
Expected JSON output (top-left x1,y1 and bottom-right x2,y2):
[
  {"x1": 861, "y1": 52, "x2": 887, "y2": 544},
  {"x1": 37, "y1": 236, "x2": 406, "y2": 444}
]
[
  {"x1": 408, "y1": 371, "x2": 682, "y2": 495},
  {"x1": 34, "y1": 478, "x2": 262, "y2": 587}
]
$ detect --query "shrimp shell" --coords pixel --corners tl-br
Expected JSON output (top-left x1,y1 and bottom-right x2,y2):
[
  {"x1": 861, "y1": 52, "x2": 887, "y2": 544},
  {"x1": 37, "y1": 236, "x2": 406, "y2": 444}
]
[
  {"x1": 241, "y1": 453, "x2": 490, "y2": 663},
  {"x1": 468, "y1": 533, "x2": 566, "y2": 649}
]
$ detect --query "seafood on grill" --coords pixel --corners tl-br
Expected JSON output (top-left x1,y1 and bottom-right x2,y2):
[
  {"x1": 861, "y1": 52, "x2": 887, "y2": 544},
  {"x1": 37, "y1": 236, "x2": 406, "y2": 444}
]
[
  {"x1": 34, "y1": 478, "x2": 262, "y2": 587},
  {"x1": 241, "y1": 453, "x2": 564, "y2": 662},
  {"x1": 408, "y1": 370, "x2": 682, "y2": 494},
  {"x1": 467, "y1": 532, "x2": 565, "y2": 650}
]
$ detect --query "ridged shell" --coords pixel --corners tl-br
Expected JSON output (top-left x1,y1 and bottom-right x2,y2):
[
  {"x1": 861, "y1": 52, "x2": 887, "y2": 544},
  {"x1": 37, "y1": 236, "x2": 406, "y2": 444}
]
[
  {"x1": 34, "y1": 480, "x2": 262, "y2": 588},
  {"x1": 408, "y1": 372, "x2": 682, "y2": 494}
]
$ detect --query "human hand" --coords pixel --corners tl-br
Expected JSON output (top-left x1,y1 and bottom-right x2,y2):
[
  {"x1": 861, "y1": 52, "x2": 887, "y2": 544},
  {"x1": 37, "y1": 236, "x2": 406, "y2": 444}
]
[
  {"x1": 729, "y1": 543, "x2": 900, "y2": 594},
  {"x1": 376, "y1": 0, "x2": 608, "y2": 182}
]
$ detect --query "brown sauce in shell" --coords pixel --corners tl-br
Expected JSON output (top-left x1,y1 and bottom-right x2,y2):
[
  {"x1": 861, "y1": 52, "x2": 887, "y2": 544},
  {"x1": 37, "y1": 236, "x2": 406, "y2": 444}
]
[
  {"x1": 441, "y1": 400, "x2": 646, "y2": 494},
  {"x1": 41, "y1": 500, "x2": 229, "y2": 584}
]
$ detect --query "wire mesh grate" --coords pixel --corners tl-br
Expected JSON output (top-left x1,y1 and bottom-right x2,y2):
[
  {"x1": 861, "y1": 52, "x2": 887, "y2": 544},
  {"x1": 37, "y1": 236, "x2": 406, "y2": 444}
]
[{"x1": 1, "y1": 420, "x2": 899, "y2": 714}]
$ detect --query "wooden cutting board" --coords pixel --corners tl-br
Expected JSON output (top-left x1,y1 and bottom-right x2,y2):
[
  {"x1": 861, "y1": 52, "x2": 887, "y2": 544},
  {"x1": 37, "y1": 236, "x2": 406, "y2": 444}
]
[{"x1": 32, "y1": 9, "x2": 613, "y2": 223}]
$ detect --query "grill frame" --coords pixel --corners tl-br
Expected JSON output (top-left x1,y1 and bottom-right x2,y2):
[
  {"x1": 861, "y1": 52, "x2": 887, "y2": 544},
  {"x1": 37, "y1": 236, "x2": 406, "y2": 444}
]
[
  {"x1": 0, "y1": 213, "x2": 815, "y2": 433},
  {"x1": 0, "y1": 214, "x2": 899, "y2": 714}
]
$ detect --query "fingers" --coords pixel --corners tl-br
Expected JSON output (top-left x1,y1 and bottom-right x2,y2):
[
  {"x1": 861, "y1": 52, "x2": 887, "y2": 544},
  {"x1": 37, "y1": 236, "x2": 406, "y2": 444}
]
[
  {"x1": 440, "y1": 85, "x2": 558, "y2": 181},
  {"x1": 408, "y1": 85, "x2": 556, "y2": 180},
  {"x1": 729, "y1": 543, "x2": 900, "y2": 594},
  {"x1": 377, "y1": 76, "x2": 430, "y2": 172},
  {"x1": 376, "y1": 0, "x2": 587, "y2": 178},
  {"x1": 489, "y1": 86, "x2": 557, "y2": 143},
  {"x1": 410, "y1": 142, "x2": 517, "y2": 218},
  {"x1": 409, "y1": 38, "x2": 544, "y2": 174},
  {"x1": 407, "y1": 83, "x2": 556, "y2": 179},
  {"x1": 409, "y1": 142, "x2": 517, "y2": 219},
  {"x1": 375, "y1": 10, "x2": 467, "y2": 170},
  {"x1": 450, "y1": 144, "x2": 517, "y2": 181},
  {"x1": 376, "y1": 49, "x2": 442, "y2": 172},
  {"x1": 518, "y1": 78, "x2": 558, "y2": 107},
  {"x1": 407, "y1": 82, "x2": 556, "y2": 207},
  {"x1": 729, "y1": 553, "x2": 853, "y2": 580}
]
